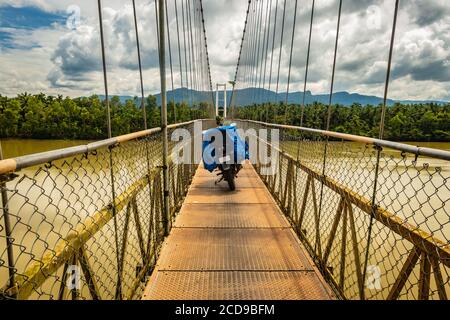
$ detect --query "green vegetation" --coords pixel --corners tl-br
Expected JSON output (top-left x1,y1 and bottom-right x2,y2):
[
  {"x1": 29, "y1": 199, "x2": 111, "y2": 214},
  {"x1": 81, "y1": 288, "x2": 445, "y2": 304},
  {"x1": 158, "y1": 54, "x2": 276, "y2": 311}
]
[
  {"x1": 0, "y1": 93, "x2": 210, "y2": 140},
  {"x1": 1, "y1": 94, "x2": 448, "y2": 142},
  {"x1": 234, "y1": 102, "x2": 450, "y2": 142}
]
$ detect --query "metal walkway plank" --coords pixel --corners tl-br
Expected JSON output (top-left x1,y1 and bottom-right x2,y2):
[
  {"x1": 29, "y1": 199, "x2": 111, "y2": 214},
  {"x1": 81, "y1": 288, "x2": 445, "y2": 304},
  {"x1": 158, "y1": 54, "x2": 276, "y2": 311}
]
[
  {"x1": 174, "y1": 204, "x2": 289, "y2": 228},
  {"x1": 142, "y1": 271, "x2": 332, "y2": 300},
  {"x1": 185, "y1": 187, "x2": 274, "y2": 204},
  {"x1": 142, "y1": 163, "x2": 334, "y2": 300},
  {"x1": 191, "y1": 176, "x2": 266, "y2": 189},
  {"x1": 156, "y1": 228, "x2": 313, "y2": 271}
]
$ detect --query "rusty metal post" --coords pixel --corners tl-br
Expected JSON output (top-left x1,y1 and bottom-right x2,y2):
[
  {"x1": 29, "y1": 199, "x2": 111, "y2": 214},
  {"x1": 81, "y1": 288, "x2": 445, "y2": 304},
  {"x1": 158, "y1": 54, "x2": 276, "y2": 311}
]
[
  {"x1": 158, "y1": 0, "x2": 170, "y2": 236},
  {"x1": 0, "y1": 141, "x2": 15, "y2": 292}
]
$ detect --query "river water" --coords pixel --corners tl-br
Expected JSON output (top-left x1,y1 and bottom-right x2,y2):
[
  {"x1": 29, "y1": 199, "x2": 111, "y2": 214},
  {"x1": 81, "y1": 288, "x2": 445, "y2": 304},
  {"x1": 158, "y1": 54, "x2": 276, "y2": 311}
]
[{"x1": 1, "y1": 139, "x2": 94, "y2": 159}]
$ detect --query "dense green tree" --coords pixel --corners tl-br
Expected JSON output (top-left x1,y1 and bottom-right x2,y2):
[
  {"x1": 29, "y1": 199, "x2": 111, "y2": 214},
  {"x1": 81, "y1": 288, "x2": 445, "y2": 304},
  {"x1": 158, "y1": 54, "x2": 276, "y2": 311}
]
[
  {"x1": 0, "y1": 92, "x2": 448, "y2": 142},
  {"x1": 0, "y1": 99, "x2": 20, "y2": 136},
  {"x1": 0, "y1": 93, "x2": 210, "y2": 140},
  {"x1": 234, "y1": 101, "x2": 450, "y2": 142}
]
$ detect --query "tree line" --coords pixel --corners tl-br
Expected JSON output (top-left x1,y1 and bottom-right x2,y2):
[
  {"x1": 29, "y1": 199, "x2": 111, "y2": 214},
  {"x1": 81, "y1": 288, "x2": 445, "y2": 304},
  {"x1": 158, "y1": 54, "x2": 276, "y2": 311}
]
[
  {"x1": 1, "y1": 93, "x2": 448, "y2": 142},
  {"x1": 0, "y1": 93, "x2": 210, "y2": 140},
  {"x1": 234, "y1": 102, "x2": 450, "y2": 142}
]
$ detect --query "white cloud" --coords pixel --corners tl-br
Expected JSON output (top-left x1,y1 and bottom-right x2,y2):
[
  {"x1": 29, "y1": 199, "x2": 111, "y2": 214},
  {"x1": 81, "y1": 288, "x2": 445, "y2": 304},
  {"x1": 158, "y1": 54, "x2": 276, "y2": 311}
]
[{"x1": 0, "y1": 0, "x2": 449, "y2": 102}]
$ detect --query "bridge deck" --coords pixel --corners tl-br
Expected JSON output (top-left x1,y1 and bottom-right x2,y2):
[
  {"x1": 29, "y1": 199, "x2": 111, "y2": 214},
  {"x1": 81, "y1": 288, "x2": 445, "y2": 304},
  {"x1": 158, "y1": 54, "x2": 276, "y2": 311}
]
[{"x1": 142, "y1": 163, "x2": 334, "y2": 300}]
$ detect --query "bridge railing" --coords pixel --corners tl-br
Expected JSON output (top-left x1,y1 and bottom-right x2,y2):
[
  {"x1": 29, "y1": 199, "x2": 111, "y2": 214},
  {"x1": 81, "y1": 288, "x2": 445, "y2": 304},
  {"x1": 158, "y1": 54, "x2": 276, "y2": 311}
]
[
  {"x1": 235, "y1": 119, "x2": 449, "y2": 300},
  {"x1": 0, "y1": 119, "x2": 215, "y2": 300}
]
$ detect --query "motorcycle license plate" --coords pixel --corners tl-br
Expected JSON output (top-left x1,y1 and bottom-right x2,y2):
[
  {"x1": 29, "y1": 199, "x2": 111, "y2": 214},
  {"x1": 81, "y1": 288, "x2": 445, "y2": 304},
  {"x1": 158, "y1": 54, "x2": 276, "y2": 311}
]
[{"x1": 219, "y1": 155, "x2": 231, "y2": 163}]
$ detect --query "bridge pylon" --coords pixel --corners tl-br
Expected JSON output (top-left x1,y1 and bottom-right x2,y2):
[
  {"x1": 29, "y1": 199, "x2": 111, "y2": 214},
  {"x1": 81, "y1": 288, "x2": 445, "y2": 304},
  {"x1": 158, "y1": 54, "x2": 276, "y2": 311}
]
[{"x1": 215, "y1": 83, "x2": 227, "y2": 118}]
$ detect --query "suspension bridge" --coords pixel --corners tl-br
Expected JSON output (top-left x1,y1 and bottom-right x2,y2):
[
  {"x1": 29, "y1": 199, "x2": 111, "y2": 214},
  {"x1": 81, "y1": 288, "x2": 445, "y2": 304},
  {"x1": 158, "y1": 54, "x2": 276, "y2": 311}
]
[{"x1": 0, "y1": 0, "x2": 449, "y2": 300}]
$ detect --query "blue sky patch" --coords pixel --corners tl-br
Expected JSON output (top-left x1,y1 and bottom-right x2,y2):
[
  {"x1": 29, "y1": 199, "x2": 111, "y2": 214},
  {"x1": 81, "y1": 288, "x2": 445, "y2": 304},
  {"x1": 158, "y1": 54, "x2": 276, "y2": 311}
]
[{"x1": 0, "y1": 5, "x2": 66, "y2": 49}]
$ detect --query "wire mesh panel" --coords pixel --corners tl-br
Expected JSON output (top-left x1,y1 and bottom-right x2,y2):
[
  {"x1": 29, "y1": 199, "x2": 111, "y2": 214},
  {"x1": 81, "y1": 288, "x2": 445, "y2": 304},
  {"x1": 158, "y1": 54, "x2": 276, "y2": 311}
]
[
  {"x1": 0, "y1": 120, "x2": 209, "y2": 300},
  {"x1": 235, "y1": 119, "x2": 449, "y2": 300}
]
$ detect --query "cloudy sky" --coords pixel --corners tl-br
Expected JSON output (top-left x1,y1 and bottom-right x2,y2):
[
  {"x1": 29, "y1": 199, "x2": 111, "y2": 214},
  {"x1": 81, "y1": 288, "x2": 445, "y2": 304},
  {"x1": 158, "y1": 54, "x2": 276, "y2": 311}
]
[{"x1": 0, "y1": 0, "x2": 449, "y2": 101}]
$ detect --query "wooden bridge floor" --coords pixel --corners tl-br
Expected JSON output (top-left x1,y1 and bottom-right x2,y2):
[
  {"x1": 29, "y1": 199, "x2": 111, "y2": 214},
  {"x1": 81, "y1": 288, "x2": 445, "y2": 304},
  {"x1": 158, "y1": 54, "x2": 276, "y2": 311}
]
[{"x1": 142, "y1": 162, "x2": 334, "y2": 300}]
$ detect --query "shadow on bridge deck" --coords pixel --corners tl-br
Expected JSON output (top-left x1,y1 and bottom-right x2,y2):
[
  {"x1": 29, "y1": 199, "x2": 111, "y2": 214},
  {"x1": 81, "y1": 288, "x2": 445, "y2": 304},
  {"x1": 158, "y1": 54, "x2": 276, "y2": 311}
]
[{"x1": 142, "y1": 162, "x2": 335, "y2": 300}]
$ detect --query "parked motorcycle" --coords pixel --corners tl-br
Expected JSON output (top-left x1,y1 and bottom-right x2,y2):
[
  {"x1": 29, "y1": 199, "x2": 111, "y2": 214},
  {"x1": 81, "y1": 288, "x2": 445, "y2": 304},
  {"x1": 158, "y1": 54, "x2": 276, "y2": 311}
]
[
  {"x1": 216, "y1": 131, "x2": 242, "y2": 191},
  {"x1": 202, "y1": 123, "x2": 248, "y2": 191}
]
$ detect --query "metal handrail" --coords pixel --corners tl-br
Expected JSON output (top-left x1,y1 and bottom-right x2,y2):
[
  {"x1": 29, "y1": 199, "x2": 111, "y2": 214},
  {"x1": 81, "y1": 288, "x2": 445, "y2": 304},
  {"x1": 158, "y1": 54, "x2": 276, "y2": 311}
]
[
  {"x1": 236, "y1": 119, "x2": 450, "y2": 161},
  {"x1": 0, "y1": 119, "x2": 207, "y2": 174}
]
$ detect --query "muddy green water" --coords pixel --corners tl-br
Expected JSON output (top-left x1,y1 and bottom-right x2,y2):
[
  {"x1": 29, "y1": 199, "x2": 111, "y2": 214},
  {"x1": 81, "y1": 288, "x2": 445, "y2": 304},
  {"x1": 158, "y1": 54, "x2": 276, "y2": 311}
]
[{"x1": 1, "y1": 139, "x2": 94, "y2": 159}]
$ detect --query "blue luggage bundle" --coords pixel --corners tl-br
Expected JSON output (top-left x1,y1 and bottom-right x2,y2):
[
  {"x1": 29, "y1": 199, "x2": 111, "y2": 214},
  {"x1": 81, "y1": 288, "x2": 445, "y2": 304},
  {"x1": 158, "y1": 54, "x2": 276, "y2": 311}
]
[{"x1": 202, "y1": 125, "x2": 249, "y2": 173}]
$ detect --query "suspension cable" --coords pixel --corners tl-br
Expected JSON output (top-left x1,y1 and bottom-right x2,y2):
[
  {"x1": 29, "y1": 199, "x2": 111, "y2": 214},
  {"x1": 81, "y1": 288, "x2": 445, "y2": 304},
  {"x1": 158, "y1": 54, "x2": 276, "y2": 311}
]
[
  {"x1": 181, "y1": 0, "x2": 189, "y2": 104},
  {"x1": 250, "y1": 0, "x2": 259, "y2": 92},
  {"x1": 256, "y1": 0, "x2": 267, "y2": 106},
  {"x1": 189, "y1": 0, "x2": 197, "y2": 96},
  {"x1": 199, "y1": 0, "x2": 212, "y2": 106},
  {"x1": 244, "y1": 1, "x2": 257, "y2": 92},
  {"x1": 261, "y1": 0, "x2": 273, "y2": 118},
  {"x1": 154, "y1": 0, "x2": 161, "y2": 65},
  {"x1": 199, "y1": 0, "x2": 214, "y2": 108},
  {"x1": 197, "y1": 6, "x2": 203, "y2": 102},
  {"x1": 379, "y1": 3, "x2": 399, "y2": 140},
  {"x1": 326, "y1": 0, "x2": 343, "y2": 131},
  {"x1": 97, "y1": 0, "x2": 122, "y2": 299},
  {"x1": 185, "y1": 0, "x2": 193, "y2": 105},
  {"x1": 132, "y1": 0, "x2": 147, "y2": 130},
  {"x1": 193, "y1": 3, "x2": 200, "y2": 94},
  {"x1": 195, "y1": 2, "x2": 203, "y2": 96},
  {"x1": 194, "y1": 4, "x2": 203, "y2": 98},
  {"x1": 230, "y1": 0, "x2": 252, "y2": 117},
  {"x1": 284, "y1": 0, "x2": 298, "y2": 124},
  {"x1": 275, "y1": 0, "x2": 287, "y2": 96},
  {"x1": 98, "y1": 0, "x2": 112, "y2": 138},
  {"x1": 255, "y1": 0, "x2": 264, "y2": 99},
  {"x1": 164, "y1": 0, "x2": 176, "y2": 122},
  {"x1": 242, "y1": 1, "x2": 254, "y2": 92},
  {"x1": 200, "y1": 4, "x2": 207, "y2": 102},
  {"x1": 191, "y1": 1, "x2": 197, "y2": 102},
  {"x1": 257, "y1": 0, "x2": 269, "y2": 106},
  {"x1": 190, "y1": 0, "x2": 197, "y2": 105},
  {"x1": 314, "y1": 0, "x2": 343, "y2": 273},
  {"x1": 175, "y1": 0, "x2": 184, "y2": 89},
  {"x1": 250, "y1": 0, "x2": 262, "y2": 103},
  {"x1": 239, "y1": 0, "x2": 250, "y2": 99},
  {"x1": 362, "y1": 0, "x2": 400, "y2": 296},
  {"x1": 267, "y1": 0, "x2": 279, "y2": 121},
  {"x1": 300, "y1": 0, "x2": 315, "y2": 127}
]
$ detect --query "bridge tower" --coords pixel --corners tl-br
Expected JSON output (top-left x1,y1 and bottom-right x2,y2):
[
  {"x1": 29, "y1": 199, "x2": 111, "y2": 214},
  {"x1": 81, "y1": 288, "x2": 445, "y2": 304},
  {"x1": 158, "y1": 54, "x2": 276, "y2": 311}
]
[{"x1": 215, "y1": 83, "x2": 227, "y2": 118}]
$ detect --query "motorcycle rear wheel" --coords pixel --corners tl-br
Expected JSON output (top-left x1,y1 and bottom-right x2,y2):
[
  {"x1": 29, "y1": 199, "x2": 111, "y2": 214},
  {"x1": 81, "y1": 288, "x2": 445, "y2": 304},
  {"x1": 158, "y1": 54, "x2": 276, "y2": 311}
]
[{"x1": 224, "y1": 169, "x2": 236, "y2": 191}]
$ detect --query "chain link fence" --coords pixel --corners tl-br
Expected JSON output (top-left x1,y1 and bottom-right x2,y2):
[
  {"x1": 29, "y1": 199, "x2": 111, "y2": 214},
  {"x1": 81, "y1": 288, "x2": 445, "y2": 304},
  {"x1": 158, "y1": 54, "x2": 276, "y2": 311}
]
[
  {"x1": 234, "y1": 119, "x2": 449, "y2": 300},
  {"x1": 0, "y1": 119, "x2": 214, "y2": 300}
]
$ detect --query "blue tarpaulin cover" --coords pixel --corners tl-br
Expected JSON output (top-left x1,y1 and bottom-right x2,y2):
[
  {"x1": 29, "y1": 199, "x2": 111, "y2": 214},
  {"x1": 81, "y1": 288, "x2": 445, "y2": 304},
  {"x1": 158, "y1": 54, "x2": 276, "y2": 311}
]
[{"x1": 202, "y1": 125, "x2": 249, "y2": 172}]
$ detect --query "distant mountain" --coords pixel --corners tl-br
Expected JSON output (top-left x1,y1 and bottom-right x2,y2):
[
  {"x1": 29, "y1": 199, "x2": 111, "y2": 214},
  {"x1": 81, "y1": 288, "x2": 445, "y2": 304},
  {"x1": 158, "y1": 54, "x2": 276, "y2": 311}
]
[
  {"x1": 98, "y1": 88, "x2": 213, "y2": 106},
  {"x1": 97, "y1": 87, "x2": 448, "y2": 107},
  {"x1": 229, "y1": 88, "x2": 448, "y2": 106}
]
